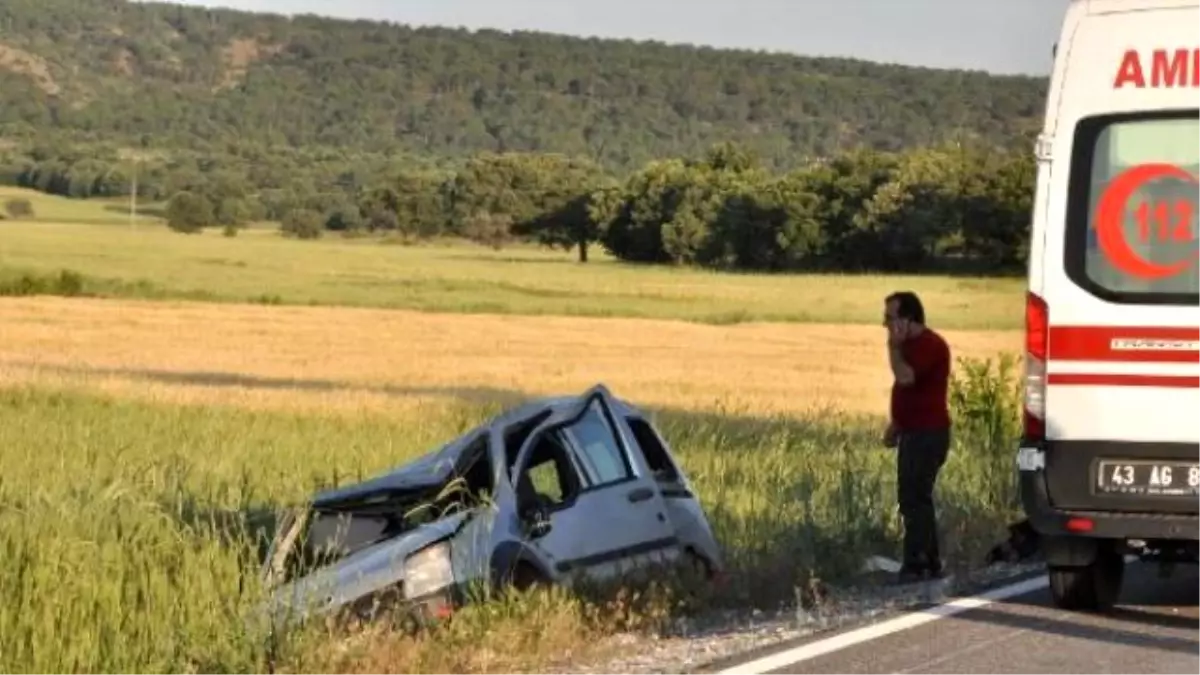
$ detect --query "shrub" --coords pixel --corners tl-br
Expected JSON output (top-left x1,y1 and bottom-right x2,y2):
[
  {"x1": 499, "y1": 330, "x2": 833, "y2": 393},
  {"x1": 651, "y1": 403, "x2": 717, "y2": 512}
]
[
  {"x1": 4, "y1": 197, "x2": 34, "y2": 219},
  {"x1": 280, "y1": 209, "x2": 324, "y2": 239}
]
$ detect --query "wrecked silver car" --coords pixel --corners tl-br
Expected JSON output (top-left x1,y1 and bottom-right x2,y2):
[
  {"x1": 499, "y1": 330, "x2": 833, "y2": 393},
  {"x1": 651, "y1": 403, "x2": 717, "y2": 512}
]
[{"x1": 261, "y1": 384, "x2": 724, "y2": 624}]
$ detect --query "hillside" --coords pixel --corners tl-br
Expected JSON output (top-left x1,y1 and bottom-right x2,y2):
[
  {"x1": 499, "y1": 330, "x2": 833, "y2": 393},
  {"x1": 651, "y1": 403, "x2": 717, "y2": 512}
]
[{"x1": 0, "y1": 0, "x2": 1046, "y2": 170}]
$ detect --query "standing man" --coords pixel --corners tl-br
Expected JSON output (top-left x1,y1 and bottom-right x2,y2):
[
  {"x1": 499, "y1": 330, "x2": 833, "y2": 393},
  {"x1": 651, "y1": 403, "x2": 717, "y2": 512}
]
[{"x1": 883, "y1": 291, "x2": 952, "y2": 582}]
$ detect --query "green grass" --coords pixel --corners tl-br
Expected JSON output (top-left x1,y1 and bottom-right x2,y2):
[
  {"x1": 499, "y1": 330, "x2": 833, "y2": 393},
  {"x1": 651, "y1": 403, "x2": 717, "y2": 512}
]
[
  {"x1": 0, "y1": 220, "x2": 1024, "y2": 328},
  {"x1": 0, "y1": 356, "x2": 1024, "y2": 672},
  {"x1": 0, "y1": 186, "x2": 167, "y2": 227}
]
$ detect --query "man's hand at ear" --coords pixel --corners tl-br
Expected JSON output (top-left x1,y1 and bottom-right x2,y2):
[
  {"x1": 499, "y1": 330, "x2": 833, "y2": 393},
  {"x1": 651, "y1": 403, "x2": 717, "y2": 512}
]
[
  {"x1": 887, "y1": 319, "x2": 916, "y2": 386},
  {"x1": 887, "y1": 317, "x2": 909, "y2": 346}
]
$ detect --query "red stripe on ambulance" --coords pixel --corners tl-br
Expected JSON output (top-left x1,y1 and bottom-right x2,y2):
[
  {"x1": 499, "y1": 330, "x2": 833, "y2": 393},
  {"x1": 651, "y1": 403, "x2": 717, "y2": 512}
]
[
  {"x1": 1048, "y1": 325, "x2": 1200, "y2": 363},
  {"x1": 1048, "y1": 373, "x2": 1200, "y2": 388}
]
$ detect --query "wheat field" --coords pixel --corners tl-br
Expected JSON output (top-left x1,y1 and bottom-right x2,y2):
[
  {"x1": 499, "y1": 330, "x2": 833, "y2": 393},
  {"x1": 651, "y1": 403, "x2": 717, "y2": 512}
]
[{"x1": 0, "y1": 296, "x2": 1019, "y2": 417}]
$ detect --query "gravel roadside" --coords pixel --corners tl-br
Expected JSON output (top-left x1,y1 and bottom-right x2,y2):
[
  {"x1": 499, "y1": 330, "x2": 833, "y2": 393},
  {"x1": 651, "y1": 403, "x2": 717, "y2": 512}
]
[{"x1": 552, "y1": 560, "x2": 1046, "y2": 674}]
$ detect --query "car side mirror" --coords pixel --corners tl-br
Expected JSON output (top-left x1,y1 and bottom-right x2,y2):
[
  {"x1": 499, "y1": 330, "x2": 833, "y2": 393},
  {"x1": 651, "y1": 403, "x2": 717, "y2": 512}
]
[{"x1": 522, "y1": 505, "x2": 552, "y2": 539}]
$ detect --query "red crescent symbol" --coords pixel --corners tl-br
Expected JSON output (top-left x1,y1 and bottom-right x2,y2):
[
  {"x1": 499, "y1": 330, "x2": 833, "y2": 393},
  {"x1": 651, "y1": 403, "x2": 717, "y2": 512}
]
[{"x1": 1094, "y1": 163, "x2": 1199, "y2": 280}]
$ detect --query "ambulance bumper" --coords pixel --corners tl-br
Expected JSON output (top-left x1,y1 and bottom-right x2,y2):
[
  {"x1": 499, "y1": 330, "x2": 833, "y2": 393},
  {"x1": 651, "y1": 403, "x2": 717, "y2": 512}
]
[{"x1": 1017, "y1": 443, "x2": 1200, "y2": 543}]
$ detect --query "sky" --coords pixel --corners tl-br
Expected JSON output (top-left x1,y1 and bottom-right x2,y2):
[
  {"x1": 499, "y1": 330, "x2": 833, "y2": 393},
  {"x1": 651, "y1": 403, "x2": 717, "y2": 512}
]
[{"x1": 168, "y1": 0, "x2": 1070, "y2": 75}]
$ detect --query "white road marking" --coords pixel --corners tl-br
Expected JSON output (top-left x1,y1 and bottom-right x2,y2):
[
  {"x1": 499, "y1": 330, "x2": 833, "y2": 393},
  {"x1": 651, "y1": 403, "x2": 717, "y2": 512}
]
[
  {"x1": 720, "y1": 557, "x2": 1143, "y2": 675},
  {"x1": 716, "y1": 575, "x2": 1050, "y2": 674}
]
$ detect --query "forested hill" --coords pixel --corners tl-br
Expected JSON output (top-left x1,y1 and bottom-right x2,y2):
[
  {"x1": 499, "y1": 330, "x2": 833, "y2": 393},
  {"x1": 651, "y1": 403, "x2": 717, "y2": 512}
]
[{"x1": 0, "y1": 0, "x2": 1046, "y2": 169}]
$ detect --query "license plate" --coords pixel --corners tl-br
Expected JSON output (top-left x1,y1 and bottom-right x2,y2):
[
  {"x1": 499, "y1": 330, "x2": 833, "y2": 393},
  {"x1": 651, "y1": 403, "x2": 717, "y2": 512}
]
[{"x1": 1097, "y1": 460, "x2": 1200, "y2": 497}]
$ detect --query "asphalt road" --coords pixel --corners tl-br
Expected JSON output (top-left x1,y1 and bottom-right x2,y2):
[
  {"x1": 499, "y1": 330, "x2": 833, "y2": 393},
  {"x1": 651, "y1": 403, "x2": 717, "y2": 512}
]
[{"x1": 713, "y1": 561, "x2": 1198, "y2": 674}]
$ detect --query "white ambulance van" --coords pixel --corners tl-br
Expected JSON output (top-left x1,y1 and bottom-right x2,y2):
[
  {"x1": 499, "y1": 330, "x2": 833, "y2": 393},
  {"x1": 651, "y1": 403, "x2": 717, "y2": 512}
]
[{"x1": 1017, "y1": 0, "x2": 1199, "y2": 612}]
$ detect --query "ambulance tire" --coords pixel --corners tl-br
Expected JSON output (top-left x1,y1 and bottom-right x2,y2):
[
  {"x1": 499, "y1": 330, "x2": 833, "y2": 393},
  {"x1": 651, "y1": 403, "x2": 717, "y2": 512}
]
[{"x1": 1048, "y1": 546, "x2": 1124, "y2": 613}]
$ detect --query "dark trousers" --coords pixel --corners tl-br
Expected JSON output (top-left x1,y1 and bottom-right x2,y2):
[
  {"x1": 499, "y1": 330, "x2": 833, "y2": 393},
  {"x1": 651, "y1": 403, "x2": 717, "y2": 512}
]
[{"x1": 897, "y1": 427, "x2": 951, "y2": 570}]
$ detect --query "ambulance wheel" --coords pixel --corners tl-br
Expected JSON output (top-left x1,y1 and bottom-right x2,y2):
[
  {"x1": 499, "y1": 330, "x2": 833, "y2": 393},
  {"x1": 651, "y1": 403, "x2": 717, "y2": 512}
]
[{"x1": 1048, "y1": 546, "x2": 1124, "y2": 612}]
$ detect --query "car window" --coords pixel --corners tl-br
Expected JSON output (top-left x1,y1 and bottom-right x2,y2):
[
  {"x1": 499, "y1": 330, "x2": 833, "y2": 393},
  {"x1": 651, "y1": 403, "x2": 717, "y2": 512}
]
[
  {"x1": 559, "y1": 399, "x2": 633, "y2": 486},
  {"x1": 527, "y1": 460, "x2": 565, "y2": 503},
  {"x1": 1066, "y1": 112, "x2": 1199, "y2": 305},
  {"x1": 626, "y1": 416, "x2": 680, "y2": 483},
  {"x1": 282, "y1": 509, "x2": 400, "y2": 582},
  {"x1": 516, "y1": 433, "x2": 584, "y2": 510},
  {"x1": 503, "y1": 410, "x2": 551, "y2": 478}
]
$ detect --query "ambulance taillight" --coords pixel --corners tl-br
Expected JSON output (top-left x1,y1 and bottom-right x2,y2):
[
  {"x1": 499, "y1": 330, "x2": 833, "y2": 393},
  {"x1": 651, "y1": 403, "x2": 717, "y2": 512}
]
[{"x1": 1023, "y1": 291, "x2": 1049, "y2": 441}]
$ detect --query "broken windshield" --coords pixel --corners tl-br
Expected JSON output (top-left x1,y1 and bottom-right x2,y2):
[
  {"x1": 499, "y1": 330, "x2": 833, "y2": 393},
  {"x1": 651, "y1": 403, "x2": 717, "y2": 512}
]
[{"x1": 276, "y1": 435, "x2": 494, "y2": 583}]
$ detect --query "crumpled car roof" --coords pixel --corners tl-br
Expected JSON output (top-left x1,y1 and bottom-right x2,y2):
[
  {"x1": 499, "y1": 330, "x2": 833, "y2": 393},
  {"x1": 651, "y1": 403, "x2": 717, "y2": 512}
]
[
  {"x1": 312, "y1": 391, "x2": 636, "y2": 508},
  {"x1": 311, "y1": 436, "x2": 470, "y2": 508}
]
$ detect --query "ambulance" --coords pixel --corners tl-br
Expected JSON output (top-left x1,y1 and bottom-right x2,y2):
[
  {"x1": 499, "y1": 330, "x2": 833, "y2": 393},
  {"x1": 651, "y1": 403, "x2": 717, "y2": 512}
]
[{"x1": 1017, "y1": 0, "x2": 1199, "y2": 612}]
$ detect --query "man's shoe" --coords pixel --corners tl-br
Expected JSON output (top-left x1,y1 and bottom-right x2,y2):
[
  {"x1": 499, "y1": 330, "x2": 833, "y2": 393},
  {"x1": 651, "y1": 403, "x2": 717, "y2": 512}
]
[
  {"x1": 894, "y1": 559, "x2": 944, "y2": 584},
  {"x1": 895, "y1": 565, "x2": 926, "y2": 585},
  {"x1": 924, "y1": 560, "x2": 946, "y2": 580}
]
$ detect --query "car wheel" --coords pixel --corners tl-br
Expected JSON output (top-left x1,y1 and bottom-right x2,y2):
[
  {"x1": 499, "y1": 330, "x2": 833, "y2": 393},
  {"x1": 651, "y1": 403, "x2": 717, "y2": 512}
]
[
  {"x1": 683, "y1": 548, "x2": 712, "y2": 581},
  {"x1": 511, "y1": 561, "x2": 547, "y2": 593},
  {"x1": 1048, "y1": 546, "x2": 1124, "y2": 612}
]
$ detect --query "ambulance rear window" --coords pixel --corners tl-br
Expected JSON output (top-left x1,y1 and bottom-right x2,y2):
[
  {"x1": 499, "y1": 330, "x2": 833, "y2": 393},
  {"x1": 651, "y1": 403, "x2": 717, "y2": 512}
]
[{"x1": 1064, "y1": 111, "x2": 1199, "y2": 306}]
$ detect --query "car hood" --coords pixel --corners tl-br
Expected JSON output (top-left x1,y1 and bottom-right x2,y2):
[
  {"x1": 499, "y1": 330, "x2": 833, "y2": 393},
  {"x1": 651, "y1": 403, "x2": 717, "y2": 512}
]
[{"x1": 264, "y1": 509, "x2": 472, "y2": 620}]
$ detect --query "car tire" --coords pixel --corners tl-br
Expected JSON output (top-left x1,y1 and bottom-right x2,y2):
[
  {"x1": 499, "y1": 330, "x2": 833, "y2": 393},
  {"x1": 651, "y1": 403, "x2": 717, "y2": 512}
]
[
  {"x1": 1048, "y1": 546, "x2": 1124, "y2": 612},
  {"x1": 683, "y1": 548, "x2": 712, "y2": 581},
  {"x1": 511, "y1": 561, "x2": 547, "y2": 592}
]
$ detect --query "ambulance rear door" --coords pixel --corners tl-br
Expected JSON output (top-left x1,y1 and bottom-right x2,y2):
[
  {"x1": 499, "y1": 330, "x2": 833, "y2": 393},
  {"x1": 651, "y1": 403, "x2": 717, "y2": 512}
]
[{"x1": 1037, "y1": 0, "x2": 1200, "y2": 512}]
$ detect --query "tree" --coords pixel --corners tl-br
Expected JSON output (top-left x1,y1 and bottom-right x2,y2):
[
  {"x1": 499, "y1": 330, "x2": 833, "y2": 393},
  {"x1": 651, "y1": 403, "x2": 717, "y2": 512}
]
[
  {"x1": 166, "y1": 191, "x2": 214, "y2": 233},
  {"x1": 462, "y1": 210, "x2": 513, "y2": 250},
  {"x1": 0, "y1": 0, "x2": 1047, "y2": 172},
  {"x1": 958, "y1": 150, "x2": 1036, "y2": 270},
  {"x1": 280, "y1": 208, "x2": 324, "y2": 239},
  {"x1": 856, "y1": 147, "x2": 963, "y2": 271},
  {"x1": 393, "y1": 170, "x2": 452, "y2": 239},
  {"x1": 214, "y1": 197, "x2": 252, "y2": 229},
  {"x1": 794, "y1": 149, "x2": 901, "y2": 271},
  {"x1": 510, "y1": 156, "x2": 611, "y2": 262},
  {"x1": 324, "y1": 203, "x2": 364, "y2": 233},
  {"x1": 708, "y1": 174, "x2": 823, "y2": 270}
]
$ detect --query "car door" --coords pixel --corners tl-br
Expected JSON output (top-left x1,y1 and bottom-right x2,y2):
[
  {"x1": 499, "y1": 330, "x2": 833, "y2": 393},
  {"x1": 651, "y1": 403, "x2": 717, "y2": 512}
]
[{"x1": 511, "y1": 387, "x2": 680, "y2": 585}]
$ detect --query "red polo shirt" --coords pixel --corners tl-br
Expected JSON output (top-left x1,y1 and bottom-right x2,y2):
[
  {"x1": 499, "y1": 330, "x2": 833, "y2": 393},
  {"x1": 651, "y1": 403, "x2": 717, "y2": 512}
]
[{"x1": 890, "y1": 328, "x2": 952, "y2": 432}]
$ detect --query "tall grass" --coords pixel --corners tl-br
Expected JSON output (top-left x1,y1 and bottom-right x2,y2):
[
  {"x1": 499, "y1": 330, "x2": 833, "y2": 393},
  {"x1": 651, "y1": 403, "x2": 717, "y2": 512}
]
[
  {"x1": 657, "y1": 354, "x2": 1025, "y2": 608},
  {"x1": 0, "y1": 356, "x2": 1023, "y2": 672},
  {"x1": 0, "y1": 266, "x2": 226, "y2": 302}
]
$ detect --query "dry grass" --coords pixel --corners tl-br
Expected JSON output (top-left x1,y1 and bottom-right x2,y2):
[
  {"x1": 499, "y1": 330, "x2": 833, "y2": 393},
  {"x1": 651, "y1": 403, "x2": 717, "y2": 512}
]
[
  {"x1": 0, "y1": 296, "x2": 1020, "y2": 418},
  {"x1": 290, "y1": 587, "x2": 621, "y2": 673}
]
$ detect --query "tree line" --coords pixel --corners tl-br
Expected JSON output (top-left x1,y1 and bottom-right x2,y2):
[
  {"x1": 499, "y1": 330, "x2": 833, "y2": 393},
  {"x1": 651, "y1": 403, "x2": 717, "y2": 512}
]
[
  {"x1": 1, "y1": 138, "x2": 1035, "y2": 274},
  {"x1": 0, "y1": 0, "x2": 1042, "y2": 274}
]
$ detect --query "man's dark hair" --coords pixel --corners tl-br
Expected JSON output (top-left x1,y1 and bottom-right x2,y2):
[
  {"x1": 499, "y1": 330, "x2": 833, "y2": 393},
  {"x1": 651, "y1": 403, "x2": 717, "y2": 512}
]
[{"x1": 886, "y1": 291, "x2": 926, "y2": 325}]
